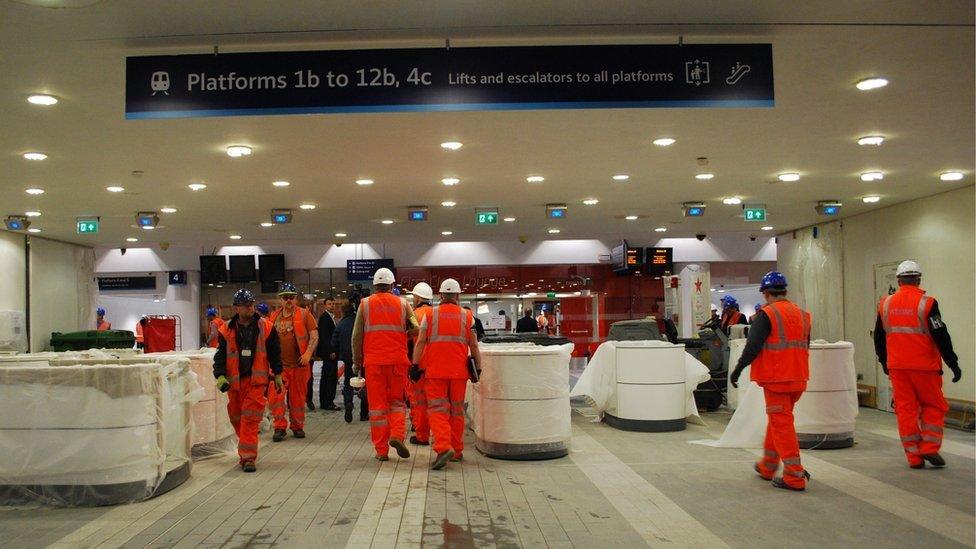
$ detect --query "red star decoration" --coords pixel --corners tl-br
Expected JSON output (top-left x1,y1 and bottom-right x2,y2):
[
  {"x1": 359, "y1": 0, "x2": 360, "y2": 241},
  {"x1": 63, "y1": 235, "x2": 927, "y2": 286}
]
[{"x1": 694, "y1": 278, "x2": 703, "y2": 293}]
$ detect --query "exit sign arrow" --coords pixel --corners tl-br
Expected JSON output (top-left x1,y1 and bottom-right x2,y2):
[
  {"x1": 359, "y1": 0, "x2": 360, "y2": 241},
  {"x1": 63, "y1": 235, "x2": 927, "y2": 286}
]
[{"x1": 77, "y1": 218, "x2": 100, "y2": 234}]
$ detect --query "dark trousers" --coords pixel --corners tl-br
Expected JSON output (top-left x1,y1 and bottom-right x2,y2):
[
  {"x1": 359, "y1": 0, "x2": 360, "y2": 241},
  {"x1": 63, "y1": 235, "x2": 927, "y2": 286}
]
[
  {"x1": 319, "y1": 360, "x2": 338, "y2": 408},
  {"x1": 343, "y1": 371, "x2": 368, "y2": 419}
]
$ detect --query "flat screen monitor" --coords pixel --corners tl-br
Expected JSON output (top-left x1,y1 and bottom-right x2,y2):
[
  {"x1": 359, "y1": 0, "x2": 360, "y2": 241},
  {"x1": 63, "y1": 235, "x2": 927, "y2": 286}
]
[
  {"x1": 200, "y1": 255, "x2": 227, "y2": 284},
  {"x1": 228, "y1": 255, "x2": 257, "y2": 283},
  {"x1": 258, "y1": 254, "x2": 285, "y2": 282}
]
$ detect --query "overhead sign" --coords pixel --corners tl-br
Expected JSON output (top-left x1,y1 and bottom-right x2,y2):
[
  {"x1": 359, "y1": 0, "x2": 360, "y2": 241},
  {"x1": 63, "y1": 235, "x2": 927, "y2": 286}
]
[
  {"x1": 98, "y1": 276, "x2": 157, "y2": 291},
  {"x1": 76, "y1": 218, "x2": 99, "y2": 234},
  {"x1": 168, "y1": 271, "x2": 187, "y2": 285},
  {"x1": 646, "y1": 247, "x2": 674, "y2": 276},
  {"x1": 743, "y1": 207, "x2": 767, "y2": 221},
  {"x1": 125, "y1": 44, "x2": 774, "y2": 119},
  {"x1": 476, "y1": 211, "x2": 499, "y2": 225},
  {"x1": 347, "y1": 259, "x2": 395, "y2": 282}
]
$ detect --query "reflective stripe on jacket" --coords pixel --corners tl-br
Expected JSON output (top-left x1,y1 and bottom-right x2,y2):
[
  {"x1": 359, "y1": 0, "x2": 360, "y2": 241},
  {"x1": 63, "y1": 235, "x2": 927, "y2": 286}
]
[
  {"x1": 880, "y1": 286, "x2": 941, "y2": 371},
  {"x1": 269, "y1": 307, "x2": 311, "y2": 356},
  {"x1": 362, "y1": 293, "x2": 410, "y2": 367},
  {"x1": 218, "y1": 318, "x2": 273, "y2": 390},
  {"x1": 751, "y1": 300, "x2": 811, "y2": 384},
  {"x1": 422, "y1": 303, "x2": 472, "y2": 379}
]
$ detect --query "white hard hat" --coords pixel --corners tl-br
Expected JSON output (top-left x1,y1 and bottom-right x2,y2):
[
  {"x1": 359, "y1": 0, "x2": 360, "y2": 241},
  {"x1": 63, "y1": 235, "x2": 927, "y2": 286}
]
[
  {"x1": 439, "y1": 278, "x2": 462, "y2": 294},
  {"x1": 349, "y1": 376, "x2": 365, "y2": 389},
  {"x1": 373, "y1": 267, "x2": 395, "y2": 285},
  {"x1": 409, "y1": 282, "x2": 434, "y2": 300},
  {"x1": 896, "y1": 260, "x2": 921, "y2": 278}
]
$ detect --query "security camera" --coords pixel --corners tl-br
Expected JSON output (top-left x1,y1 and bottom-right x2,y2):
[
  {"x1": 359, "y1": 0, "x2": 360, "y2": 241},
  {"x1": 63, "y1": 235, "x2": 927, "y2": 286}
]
[
  {"x1": 696, "y1": 233, "x2": 707, "y2": 241},
  {"x1": 518, "y1": 235, "x2": 528, "y2": 244},
  {"x1": 749, "y1": 234, "x2": 757, "y2": 241},
  {"x1": 334, "y1": 240, "x2": 343, "y2": 247},
  {"x1": 120, "y1": 247, "x2": 127, "y2": 256}
]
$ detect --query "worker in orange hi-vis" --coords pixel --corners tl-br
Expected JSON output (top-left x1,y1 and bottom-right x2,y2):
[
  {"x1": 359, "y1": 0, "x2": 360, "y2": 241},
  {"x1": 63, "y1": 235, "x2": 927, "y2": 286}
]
[
  {"x1": 874, "y1": 260, "x2": 960, "y2": 469},
  {"x1": 730, "y1": 271, "x2": 812, "y2": 492},
  {"x1": 135, "y1": 317, "x2": 146, "y2": 349},
  {"x1": 96, "y1": 308, "x2": 111, "y2": 331},
  {"x1": 352, "y1": 268, "x2": 419, "y2": 461},
  {"x1": 407, "y1": 282, "x2": 435, "y2": 446},
  {"x1": 412, "y1": 278, "x2": 482, "y2": 470},
  {"x1": 205, "y1": 306, "x2": 226, "y2": 348},
  {"x1": 266, "y1": 282, "x2": 318, "y2": 442},
  {"x1": 213, "y1": 289, "x2": 283, "y2": 472}
]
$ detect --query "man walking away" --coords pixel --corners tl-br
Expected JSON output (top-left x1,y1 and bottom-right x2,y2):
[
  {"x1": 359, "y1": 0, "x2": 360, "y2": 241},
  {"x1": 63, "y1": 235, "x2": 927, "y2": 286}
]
[
  {"x1": 407, "y1": 283, "x2": 435, "y2": 446},
  {"x1": 333, "y1": 302, "x2": 367, "y2": 423},
  {"x1": 516, "y1": 309, "x2": 538, "y2": 333}
]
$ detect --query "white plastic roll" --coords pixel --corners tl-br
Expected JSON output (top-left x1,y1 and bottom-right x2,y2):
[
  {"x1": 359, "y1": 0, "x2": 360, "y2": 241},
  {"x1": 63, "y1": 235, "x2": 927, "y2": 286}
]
[
  {"x1": 796, "y1": 342, "x2": 858, "y2": 435},
  {"x1": 609, "y1": 343, "x2": 686, "y2": 424}
]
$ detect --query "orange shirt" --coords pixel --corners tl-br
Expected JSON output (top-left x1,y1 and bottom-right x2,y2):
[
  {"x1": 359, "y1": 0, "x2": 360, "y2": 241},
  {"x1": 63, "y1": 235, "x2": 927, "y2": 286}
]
[{"x1": 275, "y1": 310, "x2": 317, "y2": 368}]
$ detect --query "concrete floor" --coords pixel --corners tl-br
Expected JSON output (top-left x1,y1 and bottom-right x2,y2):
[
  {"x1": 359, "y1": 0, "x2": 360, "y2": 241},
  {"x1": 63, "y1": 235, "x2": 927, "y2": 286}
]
[{"x1": 1, "y1": 404, "x2": 973, "y2": 548}]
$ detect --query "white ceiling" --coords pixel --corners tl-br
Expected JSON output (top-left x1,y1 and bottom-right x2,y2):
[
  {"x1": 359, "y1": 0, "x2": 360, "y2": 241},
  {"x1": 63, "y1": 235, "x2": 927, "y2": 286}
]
[{"x1": 1, "y1": 1, "x2": 973, "y2": 247}]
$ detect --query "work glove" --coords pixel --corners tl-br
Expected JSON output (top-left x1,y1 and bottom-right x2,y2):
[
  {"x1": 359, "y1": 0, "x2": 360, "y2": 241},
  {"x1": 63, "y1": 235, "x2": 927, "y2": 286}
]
[
  {"x1": 274, "y1": 374, "x2": 284, "y2": 391},
  {"x1": 949, "y1": 365, "x2": 962, "y2": 383},
  {"x1": 408, "y1": 364, "x2": 423, "y2": 383},
  {"x1": 729, "y1": 367, "x2": 742, "y2": 389},
  {"x1": 215, "y1": 375, "x2": 230, "y2": 393}
]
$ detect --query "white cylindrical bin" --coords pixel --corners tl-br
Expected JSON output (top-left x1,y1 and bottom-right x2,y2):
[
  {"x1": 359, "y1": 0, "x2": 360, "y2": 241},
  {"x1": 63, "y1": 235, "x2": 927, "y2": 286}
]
[
  {"x1": 472, "y1": 344, "x2": 573, "y2": 460},
  {"x1": 795, "y1": 341, "x2": 858, "y2": 449},
  {"x1": 605, "y1": 342, "x2": 686, "y2": 432}
]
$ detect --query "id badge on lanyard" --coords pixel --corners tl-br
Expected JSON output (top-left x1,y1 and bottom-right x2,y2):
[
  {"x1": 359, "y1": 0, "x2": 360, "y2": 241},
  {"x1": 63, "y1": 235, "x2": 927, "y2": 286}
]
[{"x1": 242, "y1": 349, "x2": 253, "y2": 357}]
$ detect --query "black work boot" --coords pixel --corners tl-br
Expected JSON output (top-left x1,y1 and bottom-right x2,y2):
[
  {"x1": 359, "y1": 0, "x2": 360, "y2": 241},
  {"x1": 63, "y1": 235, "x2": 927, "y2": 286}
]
[
  {"x1": 431, "y1": 449, "x2": 454, "y2": 470},
  {"x1": 922, "y1": 453, "x2": 946, "y2": 468},
  {"x1": 292, "y1": 429, "x2": 306, "y2": 439},
  {"x1": 344, "y1": 406, "x2": 353, "y2": 423},
  {"x1": 242, "y1": 461, "x2": 256, "y2": 473},
  {"x1": 389, "y1": 439, "x2": 410, "y2": 458},
  {"x1": 272, "y1": 429, "x2": 286, "y2": 442},
  {"x1": 409, "y1": 435, "x2": 429, "y2": 446}
]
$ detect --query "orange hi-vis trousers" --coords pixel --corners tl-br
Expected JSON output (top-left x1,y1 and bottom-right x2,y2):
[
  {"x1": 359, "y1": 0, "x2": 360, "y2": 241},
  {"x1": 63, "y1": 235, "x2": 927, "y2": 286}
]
[
  {"x1": 227, "y1": 375, "x2": 268, "y2": 464},
  {"x1": 756, "y1": 383, "x2": 807, "y2": 489},
  {"x1": 269, "y1": 365, "x2": 311, "y2": 431},
  {"x1": 366, "y1": 364, "x2": 408, "y2": 456},
  {"x1": 410, "y1": 378, "x2": 431, "y2": 443},
  {"x1": 426, "y1": 378, "x2": 468, "y2": 456},
  {"x1": 889, "y1": 369, "x2": 948, "y2": 465}
]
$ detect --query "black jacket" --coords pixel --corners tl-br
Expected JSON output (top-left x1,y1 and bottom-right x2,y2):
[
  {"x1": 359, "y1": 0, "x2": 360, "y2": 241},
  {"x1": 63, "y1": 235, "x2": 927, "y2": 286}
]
[
  {"x1": 473, "y1": 316, "x2": 486, "y2": 340},
  {"x1": 316, "y1": 311, "x2": 337, "y2": 359},
  {"x1": 331, "y1": 315, "x2": 355, "y2": 366},
  {"x1": 213, "y1": 314, "x2": 282, "y2": 379},
  {"x1": 873, "y1": 299, "x2": 958, "y2": 370},
  {"x1": 515, "y1": 316, "x2": 538, "y2": 333}
]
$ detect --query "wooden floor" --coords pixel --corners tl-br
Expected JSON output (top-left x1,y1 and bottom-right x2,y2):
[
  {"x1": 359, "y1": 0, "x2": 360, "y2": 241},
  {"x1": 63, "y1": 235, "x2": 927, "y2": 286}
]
[{"x1": 2, "y1": 404, "x2": 974, "y2": 548}]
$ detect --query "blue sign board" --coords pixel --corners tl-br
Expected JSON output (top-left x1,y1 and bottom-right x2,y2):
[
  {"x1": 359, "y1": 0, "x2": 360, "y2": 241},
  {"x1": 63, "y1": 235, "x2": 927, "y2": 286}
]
[
  {"x1": 126, "y1": 44, "x2": 773, "y2": 119},
  {"x1": 347, "y1": 259, "x2": 395, "y2": 282}
]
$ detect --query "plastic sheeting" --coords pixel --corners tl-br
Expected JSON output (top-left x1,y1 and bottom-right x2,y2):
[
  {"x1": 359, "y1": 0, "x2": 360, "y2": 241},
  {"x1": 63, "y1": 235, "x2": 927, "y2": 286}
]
[
  {"x1": 470, "y1": 343, "x2": 573, "y2": 459},
  {"x1": 691, "y1": 341, "x2": 859, "y2": 449},
  {"x1": 570, "y1": 340, "x2": 711, "y2": 426},
  {"x1": 0, "y1": 355, "x2": 200, "y2": 506},
  {"x1": 0, "y1": 311, "x2": 28, "y2": 352}
]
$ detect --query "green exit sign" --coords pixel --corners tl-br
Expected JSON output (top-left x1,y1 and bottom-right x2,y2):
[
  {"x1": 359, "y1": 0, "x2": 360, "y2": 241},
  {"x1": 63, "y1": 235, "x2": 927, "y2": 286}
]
[
  {"x1": 744, "y1": 208, "x2": 767, "y2": 222},
  {"x1": 476, "y1": 211, "x2": 499, "y2": 225},
  {"x1": 77, "y1": 219, "x2": 99, "y2": 234}
]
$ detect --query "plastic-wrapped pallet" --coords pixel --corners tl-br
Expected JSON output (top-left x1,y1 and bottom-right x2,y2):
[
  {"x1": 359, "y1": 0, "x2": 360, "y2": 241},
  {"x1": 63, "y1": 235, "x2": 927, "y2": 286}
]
[
  {"x1": 604, "y1": 342, "x2": 687, "y2": 432},
  {"x1": 471, "y1": 343, "x2": 573, "y2": 460},
  {"x1": 0, "y1": 357, "x2": 199, "y2": 506}
]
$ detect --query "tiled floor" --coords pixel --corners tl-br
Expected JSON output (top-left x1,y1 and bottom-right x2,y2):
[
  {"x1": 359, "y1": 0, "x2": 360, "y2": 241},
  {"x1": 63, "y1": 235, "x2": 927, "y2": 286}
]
[{"x1": 2, "y1": 404, "x2": 974, "y2": 548}]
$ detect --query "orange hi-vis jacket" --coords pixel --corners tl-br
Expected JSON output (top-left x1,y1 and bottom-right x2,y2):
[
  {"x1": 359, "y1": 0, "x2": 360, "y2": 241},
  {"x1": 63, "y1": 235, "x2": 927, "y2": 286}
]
[
  {"x1": 421, "y1": 303, "x2": 474, "y2": 379},
  {"x1": 208, "y1": 317, "x2": 227, "y2": 348},
  {"x1": 218, "y1": 318, "x2": 274, "y2": 390},
  {"x1": 268, "y1": 307, "x2": 312, "y2": 356},
  {"x1": 879, "y1": 286, "x2": 941, "y2": 371},
  {"x1": 751, "y1": 300, "x2": 811, "y2": 385},
  {"x1": 361, "y1": 292, "x2": 410, "y2": 367}
]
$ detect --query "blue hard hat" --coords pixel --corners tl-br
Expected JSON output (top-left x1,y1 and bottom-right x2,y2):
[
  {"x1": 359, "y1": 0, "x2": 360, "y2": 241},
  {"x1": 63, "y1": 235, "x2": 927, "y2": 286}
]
[
  {"x1": 233, "y1": 288, "x2": 255, "y2": 305},
  {"x1": 97, "y1": 307, "x2": 106, "y2": 316},
  {"x1": 755, "y1": 303, "x2": 762, "y2": 312},
  {"x1": 760, "y1": 271, "x2": 788, "y2": 292},
  {"x1": 278, "y1": 282, "x2": 298, "y2": 296},
  {"x1": 206, "y1": 306, "x2": 218, "y2": 317},
  {"x1": 720, "y1": 295, "x2": 738, "y2": 308},
  {"x1": 256, "y1": 302, "x2": 270, "y2": 315}
]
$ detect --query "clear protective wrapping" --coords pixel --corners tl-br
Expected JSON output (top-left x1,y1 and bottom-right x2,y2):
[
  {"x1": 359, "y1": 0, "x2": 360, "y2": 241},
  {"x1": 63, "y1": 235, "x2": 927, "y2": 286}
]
[
  {"x1": 469, "y1": 343, "x2": 574, "y2": 458},
  {"x1": 0, "y1": 311, "x2": 28, "y2": 352},
  {"x1": 570, "y1": 340, "x2": 711, "y2": 426},
  {"x1": 691, "y1": 341, "x2": 859, "y2": 449},
  {"x1": 0, "y1": 352, "x2": 203, "y2": 507}
]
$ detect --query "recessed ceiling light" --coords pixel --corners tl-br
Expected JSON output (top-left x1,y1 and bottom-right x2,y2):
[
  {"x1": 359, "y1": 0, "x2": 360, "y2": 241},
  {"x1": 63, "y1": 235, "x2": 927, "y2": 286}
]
[
  {"x1": 334, "y1": 232, "x2": 347, "y2": 238},
  {"x1": 229, "y1": 234, "x2": 242, "y2": 240},
  {"x1": 857, "y1": 136, "x2": 885, "y2": 146},
  {"x1": 625, "y1": 215, "x2": 639, "y2": 220},
  {"x1": 23, "y1": 152, "x2": 47, "y2": 161},
  {"x1": 106, "y1": 186, "x2": 125, "y2": 193},
  {"x1": 612, "y1": 174, "x2": 630, "y2": 181},
  {"x1": 526, "y1": 292, "x2": 538, "y2": 297},
  {"x1": 141, "y1": 225, "x2": 155, "y2": 231},
  {"x1": 655, "y1": 227, "x2": 667, "y2": 232},
  {"x1": 260, "y1": 222, "x2": 273, "y2": 227},
  {"x1": 440, "y1": 141, "x2": 463, "y2": 150},
  {"x1": 503, "y1": 217, "x2": 516, "y2": 222},
  {"x1": 25, "y1": 188, "x2": 45, "y2": 195},
  {"x1": 188, "y1": 183, "x2": 207, "y2": 191},
  {"x1": 160, "y1": 207, "x2": 177, "y2": 213},
  {"x1": 27, "y1": 228, "x2": 41, "y2": 233},
  {"x1": 526, "y1": 176, "x2": 545, "y2": 183},
  {"x1": 24, "y1": 211, "x2": 41, "y2": 217},
  {"x1": 583, "y1": 198, "x2": 599, "y2": 205},
  {"x1": 441, "y1": 230, "x2": 453, "y2": 236},
  {"x1": 356, "y1": 179, "x2": 374, "y2": 186},
  {"x1": 299, "y1": 203, "x2": 316, "y2": 210},
  {"x1": 778, "y1": 172, "x2": 801, "y2": 182},
  {"x1": 860, "y1": 171, "x2": 884, "y2": 182},
  {"x1": 477, "y1": 293, "x2": 487, "y2": 297},
  {"x1": 272, "y1": 180, "x2": 290, "y2": 187},
  {"x1": 710, "y1": 288, "x2": 716, "y2": 292},
  {"x1": 441, "y1": 177, "x2": 460, "y2": 186},
  {"x1": 126, "y1": 237, "x2": 138, "y2": 242},
  {"x1": 862, "y1": 195, "x2": 881, "y2": 203},
  {"x1": 441, "y1": 201, "x2": 457, "y2": 207},
  {"x1": 226, "y1": 145, "x2": 252, "y2": 157},
  {"x1": 856, "y1": 77, "x2": 888, "y2": 91},
  {"x1": 718, "y1": 289, "x2": 726, "y2": 293},
  {"x1": 940, "y1": 171, "x2": 964, "y2": 181},
  {"x1": 761, "y1": 226, "x2": 774, "y2": 231},
  {"x1": 723, "y1": 197, "x2": 742, "y2": 205},
  {"x1": 381, "y1": 219, "x2": 394, "y2": 225},
  {"x1": 653, "y1": 138, "x2": 676, "y2": 146},
  {"x1": 548, "y1": 228, "x2": 561, "y2": 234},
  {"x1": 27, "y1": 94, "x2": 58, "y2": 106},
  {"x1": 695, "y1": 173, "x2": 714, "y2": 180}
]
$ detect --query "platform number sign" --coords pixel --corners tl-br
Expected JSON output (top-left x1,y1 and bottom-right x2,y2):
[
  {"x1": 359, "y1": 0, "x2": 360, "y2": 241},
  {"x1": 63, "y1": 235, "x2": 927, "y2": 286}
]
[
  {"x1": 744, "y1": 207, "x2": 767, "y2": 222},
  {"x1": 476, "y1": 211, "x2": 499, "y2": 225},
  {"x1": 77, "y1": 219, "x2": 99, "y2": 234}
]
